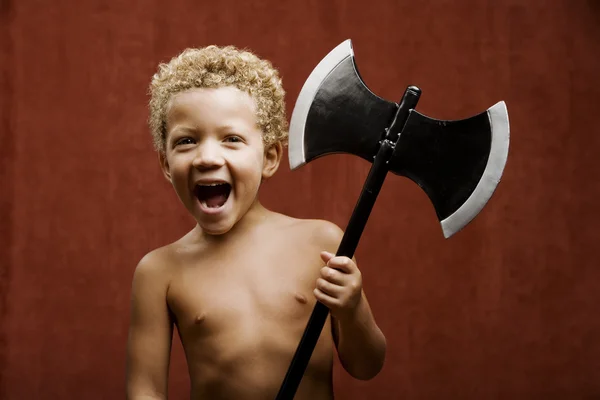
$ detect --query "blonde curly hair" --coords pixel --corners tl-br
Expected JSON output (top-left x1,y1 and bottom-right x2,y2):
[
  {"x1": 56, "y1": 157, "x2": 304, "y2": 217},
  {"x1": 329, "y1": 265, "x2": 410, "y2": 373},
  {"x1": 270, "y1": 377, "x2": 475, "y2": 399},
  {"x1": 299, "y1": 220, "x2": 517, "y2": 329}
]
[{"x1": 148, "y1": 45, "x2": 288, "y2": 153}]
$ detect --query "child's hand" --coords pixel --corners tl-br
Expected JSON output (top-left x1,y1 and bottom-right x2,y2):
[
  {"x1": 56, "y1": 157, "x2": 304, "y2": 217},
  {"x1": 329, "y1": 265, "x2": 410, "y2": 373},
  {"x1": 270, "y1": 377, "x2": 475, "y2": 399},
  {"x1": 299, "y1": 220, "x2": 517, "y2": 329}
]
[{"x1": 314, "y1": 251, "x2": 363, "y2": 321}]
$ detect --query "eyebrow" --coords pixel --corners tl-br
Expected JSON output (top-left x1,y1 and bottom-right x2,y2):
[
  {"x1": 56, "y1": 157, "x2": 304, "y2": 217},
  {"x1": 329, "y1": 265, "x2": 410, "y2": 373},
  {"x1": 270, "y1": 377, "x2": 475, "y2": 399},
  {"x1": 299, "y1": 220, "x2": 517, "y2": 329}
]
[
  {"x1": 169, "y1": 125, "x2": 197, "y2": 134},
  {"x1": 216, "y1": 123, "x2": 244, "y2": 132},
  {"x1": 168, "y1": 122, "x2": 247, "y2": 138}
]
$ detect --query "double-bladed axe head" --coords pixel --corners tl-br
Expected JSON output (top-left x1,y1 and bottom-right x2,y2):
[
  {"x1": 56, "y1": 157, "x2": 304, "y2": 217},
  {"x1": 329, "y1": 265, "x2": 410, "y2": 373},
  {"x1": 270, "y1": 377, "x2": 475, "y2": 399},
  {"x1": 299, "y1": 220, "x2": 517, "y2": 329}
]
[{"x1": 289, "y1": 40, "x2": 510, "y2": 238}]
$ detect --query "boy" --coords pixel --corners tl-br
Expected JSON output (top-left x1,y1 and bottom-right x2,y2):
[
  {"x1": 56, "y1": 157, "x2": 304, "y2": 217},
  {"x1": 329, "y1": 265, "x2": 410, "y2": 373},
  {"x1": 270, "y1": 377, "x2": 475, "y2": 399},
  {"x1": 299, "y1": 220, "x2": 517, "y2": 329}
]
[{"x1": 126, "y1": 45, "x2": 386, "y2": 400}]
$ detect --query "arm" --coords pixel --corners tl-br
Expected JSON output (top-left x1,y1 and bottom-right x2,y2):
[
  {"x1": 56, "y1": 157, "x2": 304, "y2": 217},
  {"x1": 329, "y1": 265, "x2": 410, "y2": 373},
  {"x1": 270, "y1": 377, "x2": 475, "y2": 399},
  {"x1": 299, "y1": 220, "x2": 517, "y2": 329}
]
[
  {"x1": 331, "y1": 291, "x2": 386, "y2": 380},
  {"x1": 312, "y1": 221, "x2": 386, "y2": 380},
  {"x1": 126, "y1": 253, "x2": 174, "y2": 400}
]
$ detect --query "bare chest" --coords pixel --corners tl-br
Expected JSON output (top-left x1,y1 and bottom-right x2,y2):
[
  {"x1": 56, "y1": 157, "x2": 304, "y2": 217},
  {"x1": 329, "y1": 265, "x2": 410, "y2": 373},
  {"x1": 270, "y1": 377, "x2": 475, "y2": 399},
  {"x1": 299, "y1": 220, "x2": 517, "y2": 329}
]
[{"x1": 167, "y1": 252, "x2": 320, "y2": 338}]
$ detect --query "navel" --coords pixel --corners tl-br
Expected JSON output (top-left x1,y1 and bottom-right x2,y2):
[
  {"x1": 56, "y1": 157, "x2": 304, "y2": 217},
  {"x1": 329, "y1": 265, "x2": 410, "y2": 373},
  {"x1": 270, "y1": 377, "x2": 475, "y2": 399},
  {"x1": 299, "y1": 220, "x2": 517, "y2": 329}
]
[{"x1": 294, "y1": 293, "x2": 307, "y2": 304}]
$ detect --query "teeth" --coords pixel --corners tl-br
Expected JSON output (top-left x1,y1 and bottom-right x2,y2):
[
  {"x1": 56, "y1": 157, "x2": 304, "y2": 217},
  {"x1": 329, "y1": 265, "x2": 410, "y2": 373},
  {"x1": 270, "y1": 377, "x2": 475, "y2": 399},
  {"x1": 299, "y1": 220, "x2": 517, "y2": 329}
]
[{"x1": 199, "y1": 183, "x2": 227, "y2": 187}]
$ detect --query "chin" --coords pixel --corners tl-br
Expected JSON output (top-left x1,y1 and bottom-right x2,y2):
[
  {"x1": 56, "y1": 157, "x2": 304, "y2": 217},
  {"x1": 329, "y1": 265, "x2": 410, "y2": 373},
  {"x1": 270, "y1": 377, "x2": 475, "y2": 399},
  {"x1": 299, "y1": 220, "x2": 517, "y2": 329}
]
[
  {"x1": 201, "y1": 226, "x2": 232, "y2": 236},
  {"x1": 196, "y1": 218, "x2": 237, "y2": 236}
]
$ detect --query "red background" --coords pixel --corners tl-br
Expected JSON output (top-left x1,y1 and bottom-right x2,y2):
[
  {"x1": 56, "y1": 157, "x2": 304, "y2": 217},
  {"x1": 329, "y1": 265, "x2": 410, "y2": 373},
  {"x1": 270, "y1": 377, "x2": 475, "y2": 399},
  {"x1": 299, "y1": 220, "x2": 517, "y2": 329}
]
[{"x1": 2, "y1": 0, "x2": 600, "y2": 398}]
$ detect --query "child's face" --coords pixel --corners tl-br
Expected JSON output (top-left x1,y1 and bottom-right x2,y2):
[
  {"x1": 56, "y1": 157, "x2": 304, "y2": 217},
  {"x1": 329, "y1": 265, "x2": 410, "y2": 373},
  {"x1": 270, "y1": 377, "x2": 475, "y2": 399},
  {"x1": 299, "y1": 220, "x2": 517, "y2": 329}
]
[{"x1": 160, "y1": 86, "x2": 281, "y2": 235}]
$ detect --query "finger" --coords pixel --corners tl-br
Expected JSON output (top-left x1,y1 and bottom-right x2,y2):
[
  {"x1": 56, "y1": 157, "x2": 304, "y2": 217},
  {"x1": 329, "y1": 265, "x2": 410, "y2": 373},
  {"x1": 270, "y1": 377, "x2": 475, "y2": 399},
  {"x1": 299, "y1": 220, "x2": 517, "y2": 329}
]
[
  {"x1": 320, "y1": 251, "x2": 335, "y2": 264},
  {"x1": 313, "y1": 287, "x2": 340, "y2": 308},
  {"x1": 315, "y1": 278, "x2": 342, "y2": 298},
  {"x1": 327, "y1": 256, "x2": 356, "y2": 273},
  {"x1": 320, "y1": 266, "x2": 346, "y2": 285}
]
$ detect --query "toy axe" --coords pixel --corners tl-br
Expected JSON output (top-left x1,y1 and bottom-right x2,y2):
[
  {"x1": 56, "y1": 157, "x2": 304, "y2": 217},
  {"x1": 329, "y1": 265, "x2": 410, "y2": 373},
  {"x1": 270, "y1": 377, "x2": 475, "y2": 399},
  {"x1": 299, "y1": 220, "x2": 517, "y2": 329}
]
[{"x1": 276, "y1": 40, "x2": 509, "y2": 399}]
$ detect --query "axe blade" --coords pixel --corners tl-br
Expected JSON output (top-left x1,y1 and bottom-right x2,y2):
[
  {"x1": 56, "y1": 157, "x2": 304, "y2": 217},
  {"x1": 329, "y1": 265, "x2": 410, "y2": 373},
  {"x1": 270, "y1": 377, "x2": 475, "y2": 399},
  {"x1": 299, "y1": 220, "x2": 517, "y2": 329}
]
[
  {"x1": 390, "y1": 101, "x2": 510, "y2": 238},
  {"x1": 288, "y1": 39, "x2": 397, "y2": 169}
]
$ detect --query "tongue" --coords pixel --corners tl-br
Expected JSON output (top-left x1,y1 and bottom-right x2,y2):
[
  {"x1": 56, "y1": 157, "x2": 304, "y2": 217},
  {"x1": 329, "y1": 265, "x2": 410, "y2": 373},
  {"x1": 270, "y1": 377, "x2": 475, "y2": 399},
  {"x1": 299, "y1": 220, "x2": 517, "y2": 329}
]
[
  {"x1": 205, "y1": 193, "x2": 227, "y2": 208},
  {"x1": 200, "y1": 185, "x2": 229, "y2": 208}
]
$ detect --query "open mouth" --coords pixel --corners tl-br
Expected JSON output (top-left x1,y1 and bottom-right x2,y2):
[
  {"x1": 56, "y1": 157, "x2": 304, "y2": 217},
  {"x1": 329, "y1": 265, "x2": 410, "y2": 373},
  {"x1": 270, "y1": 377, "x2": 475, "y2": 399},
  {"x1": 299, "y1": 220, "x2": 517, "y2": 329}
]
[{"x1": 194, "y1": 183, "x2": 232, "y2": 209}]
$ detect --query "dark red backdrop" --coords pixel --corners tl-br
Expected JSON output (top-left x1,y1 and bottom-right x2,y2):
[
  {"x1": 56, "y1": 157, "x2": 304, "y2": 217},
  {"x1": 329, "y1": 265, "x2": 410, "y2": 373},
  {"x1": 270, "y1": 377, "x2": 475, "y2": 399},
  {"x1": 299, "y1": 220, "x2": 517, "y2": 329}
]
[{"x1": 2, "y1": 0, "x2": 600, "y2": 399}]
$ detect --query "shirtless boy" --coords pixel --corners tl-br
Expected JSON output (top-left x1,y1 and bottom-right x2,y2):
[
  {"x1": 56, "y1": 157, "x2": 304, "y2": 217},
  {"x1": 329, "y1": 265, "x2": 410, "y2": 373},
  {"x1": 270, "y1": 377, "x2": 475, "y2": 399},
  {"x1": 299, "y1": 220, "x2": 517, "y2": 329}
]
[{"x1": 126, "y1": 45, "x2": 386, "y2": 400}]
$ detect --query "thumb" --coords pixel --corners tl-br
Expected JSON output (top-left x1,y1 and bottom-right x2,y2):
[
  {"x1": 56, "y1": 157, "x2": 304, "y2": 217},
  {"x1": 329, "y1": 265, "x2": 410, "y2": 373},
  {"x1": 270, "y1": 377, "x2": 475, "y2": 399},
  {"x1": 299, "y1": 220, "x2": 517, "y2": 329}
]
[{"x1": 320, "y1": 251, "x2": 335, "y2": 264}]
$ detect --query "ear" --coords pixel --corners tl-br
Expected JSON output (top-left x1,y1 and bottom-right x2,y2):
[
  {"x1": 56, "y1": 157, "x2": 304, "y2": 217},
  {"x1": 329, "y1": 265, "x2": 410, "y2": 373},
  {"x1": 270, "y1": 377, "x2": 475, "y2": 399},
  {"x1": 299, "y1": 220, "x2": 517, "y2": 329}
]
[
  {"x1": 158, "y1": 151, "x2": 172, "y2": 182},
  {"x1": 262, "y1": 141, "x2": 283, "y2": 180}
]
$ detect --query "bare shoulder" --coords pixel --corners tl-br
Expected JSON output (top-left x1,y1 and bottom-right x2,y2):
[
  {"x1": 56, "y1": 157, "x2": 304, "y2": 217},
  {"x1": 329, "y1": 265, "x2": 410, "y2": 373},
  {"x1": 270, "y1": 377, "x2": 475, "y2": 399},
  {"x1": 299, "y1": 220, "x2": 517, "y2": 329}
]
[
  {"x1": 134, "y1": 247, "x2": 169, "y2": 275},
  {"x1": 269, "y1": 212, "x2": 344, "y2": 253},
  {"x1": 133, "y1": 228, "x2": 200, "y2": 278},
  {"x1": 307, "y1": 219, "x2": 344, "y2": 254},
  {"x1": 131, "y1": 247, "x2": 173, "y2": 293},
  {"x1": 311, "y1": 219, "x2": 344, "y2": 242},
  {"x1": 131, "y1": 235, "x2": 193, "y2": 291}
]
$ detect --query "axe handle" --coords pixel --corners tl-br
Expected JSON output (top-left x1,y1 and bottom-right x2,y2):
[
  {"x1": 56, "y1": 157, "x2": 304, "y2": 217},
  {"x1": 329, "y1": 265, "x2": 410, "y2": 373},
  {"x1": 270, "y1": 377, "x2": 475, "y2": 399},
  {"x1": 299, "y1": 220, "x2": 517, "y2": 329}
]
[
  {"x1": 276, "y1": 86, "x2": 421, "y2": 399},
  {"x1": 276, "y1": 140, "x2": 395, "y2": 400}
]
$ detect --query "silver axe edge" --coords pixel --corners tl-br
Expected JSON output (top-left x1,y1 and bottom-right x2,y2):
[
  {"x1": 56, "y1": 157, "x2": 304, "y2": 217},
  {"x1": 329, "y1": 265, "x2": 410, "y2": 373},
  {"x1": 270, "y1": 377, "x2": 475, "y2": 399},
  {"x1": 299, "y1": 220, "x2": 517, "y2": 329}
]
[
  {"x1": 289, "y1": 39, "x2": 354, "y2": 170},
  {"x1": 441, "y1": 101, "x2": 510, "y2": 238}
]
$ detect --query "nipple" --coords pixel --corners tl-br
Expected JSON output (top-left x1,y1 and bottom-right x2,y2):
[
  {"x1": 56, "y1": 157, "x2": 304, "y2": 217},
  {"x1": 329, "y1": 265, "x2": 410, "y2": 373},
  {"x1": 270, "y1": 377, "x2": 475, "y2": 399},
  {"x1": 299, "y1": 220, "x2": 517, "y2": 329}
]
[
  {"x1": 294, "y1": 293, "x2": 307, "y2": 304},
  {"x1": 194, "y1": 313, "x2": 206, "y2": 324}
]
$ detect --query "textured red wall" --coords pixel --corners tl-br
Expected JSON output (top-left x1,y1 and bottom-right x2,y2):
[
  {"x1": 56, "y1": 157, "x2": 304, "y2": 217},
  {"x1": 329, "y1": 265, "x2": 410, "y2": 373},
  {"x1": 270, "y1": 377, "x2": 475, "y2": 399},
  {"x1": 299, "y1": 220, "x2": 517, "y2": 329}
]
[{"x1": 1, "y1": 0, "x2": 600, "y2": 399}]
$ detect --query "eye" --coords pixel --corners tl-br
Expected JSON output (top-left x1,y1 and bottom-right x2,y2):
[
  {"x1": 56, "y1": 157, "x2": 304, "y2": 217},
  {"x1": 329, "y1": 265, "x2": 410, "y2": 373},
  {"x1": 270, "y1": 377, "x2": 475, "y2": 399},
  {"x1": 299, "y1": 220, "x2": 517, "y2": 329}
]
[
  {"x1": 175, "y1": 137, "x2": 195, "y2": 146},
  {"x1": 224, "y1": 135, "x2": 243, "y2": 143}
]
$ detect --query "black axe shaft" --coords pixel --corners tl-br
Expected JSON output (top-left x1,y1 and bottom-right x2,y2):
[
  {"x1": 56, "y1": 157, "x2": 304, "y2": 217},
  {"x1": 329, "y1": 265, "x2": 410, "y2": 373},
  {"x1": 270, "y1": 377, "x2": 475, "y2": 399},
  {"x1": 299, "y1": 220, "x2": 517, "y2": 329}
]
[{"x1": 276, "y1": 86, "x2": 422, "y2": 400}]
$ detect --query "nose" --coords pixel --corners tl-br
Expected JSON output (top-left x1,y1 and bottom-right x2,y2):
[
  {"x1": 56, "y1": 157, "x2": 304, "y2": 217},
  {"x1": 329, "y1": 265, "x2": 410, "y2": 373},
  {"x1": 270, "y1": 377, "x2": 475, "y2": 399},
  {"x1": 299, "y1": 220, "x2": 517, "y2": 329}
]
[{"x1": 192, "y1": 140, "x2": 225, "y2": 170}]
